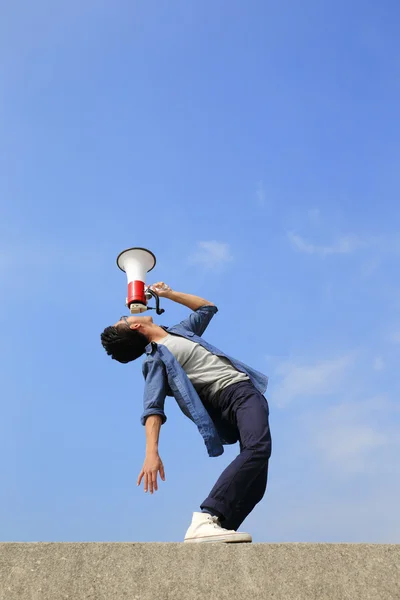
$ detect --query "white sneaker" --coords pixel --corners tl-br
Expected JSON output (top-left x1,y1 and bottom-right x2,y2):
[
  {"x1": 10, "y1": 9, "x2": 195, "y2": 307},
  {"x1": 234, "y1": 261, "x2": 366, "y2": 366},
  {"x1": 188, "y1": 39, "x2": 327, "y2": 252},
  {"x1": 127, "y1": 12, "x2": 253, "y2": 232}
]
[{"x1": 184, "y1": 512, "x2": 252, "y2": 543}]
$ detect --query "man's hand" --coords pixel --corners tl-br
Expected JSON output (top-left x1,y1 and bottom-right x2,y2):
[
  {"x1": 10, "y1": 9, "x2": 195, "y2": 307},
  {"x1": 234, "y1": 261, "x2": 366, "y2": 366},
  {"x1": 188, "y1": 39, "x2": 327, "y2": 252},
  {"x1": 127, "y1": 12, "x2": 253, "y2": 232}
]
[
  {"x1": 137, "y1": 452, "x2": 166, "y2": 494},
  {"x1": 148, "y1": 283, "x2": 214, "y2": 311},
  {"x1": 148, "y1": 282, "x2": 173, "y2": 298}
]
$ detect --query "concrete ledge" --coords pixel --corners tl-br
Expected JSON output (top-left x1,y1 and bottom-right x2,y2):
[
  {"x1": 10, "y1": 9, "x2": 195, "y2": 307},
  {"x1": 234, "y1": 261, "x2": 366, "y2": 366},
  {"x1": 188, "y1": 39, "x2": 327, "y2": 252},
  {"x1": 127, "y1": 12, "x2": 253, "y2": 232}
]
[{"x1": 1, "y1": 543, "x2": 399, "y2": 600}]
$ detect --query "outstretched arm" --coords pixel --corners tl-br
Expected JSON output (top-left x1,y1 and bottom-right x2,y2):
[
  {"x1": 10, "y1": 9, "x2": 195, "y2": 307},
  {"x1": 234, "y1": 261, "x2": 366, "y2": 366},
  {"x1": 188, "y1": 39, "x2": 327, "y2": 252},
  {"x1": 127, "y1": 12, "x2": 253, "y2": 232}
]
[
  {"x1": 140, "y1": 360, "x2": 168, "y2": 494},
  {"x1": 137, "y1": 415, "x2": 165, "y2": 494},
  {"x1": 149, "y1": 282, "x2": 214, "y2": 311}
]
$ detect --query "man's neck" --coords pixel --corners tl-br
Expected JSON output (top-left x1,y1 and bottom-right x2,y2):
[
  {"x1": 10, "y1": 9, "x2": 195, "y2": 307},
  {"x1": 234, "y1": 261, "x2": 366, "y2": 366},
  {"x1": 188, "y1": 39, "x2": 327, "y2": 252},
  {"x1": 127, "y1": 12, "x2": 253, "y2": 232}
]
[{"x1": 147, "y1": 325, "x2": 168, "y2": 343}]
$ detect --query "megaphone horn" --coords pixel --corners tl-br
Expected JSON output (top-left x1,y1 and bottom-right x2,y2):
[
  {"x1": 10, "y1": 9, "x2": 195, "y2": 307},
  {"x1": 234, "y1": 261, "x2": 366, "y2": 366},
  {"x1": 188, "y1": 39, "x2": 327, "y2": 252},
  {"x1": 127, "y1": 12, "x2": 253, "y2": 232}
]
[{"x1": 117, "y1": 247, "x2": 158, "y2": 315}]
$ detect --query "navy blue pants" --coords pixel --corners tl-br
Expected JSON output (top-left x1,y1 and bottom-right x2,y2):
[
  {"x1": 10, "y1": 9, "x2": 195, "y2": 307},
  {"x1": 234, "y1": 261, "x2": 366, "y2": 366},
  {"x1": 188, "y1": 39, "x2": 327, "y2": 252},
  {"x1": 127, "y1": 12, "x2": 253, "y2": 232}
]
[{"x1": 200, "y1": 381, "x2": 271, "y2": 531}]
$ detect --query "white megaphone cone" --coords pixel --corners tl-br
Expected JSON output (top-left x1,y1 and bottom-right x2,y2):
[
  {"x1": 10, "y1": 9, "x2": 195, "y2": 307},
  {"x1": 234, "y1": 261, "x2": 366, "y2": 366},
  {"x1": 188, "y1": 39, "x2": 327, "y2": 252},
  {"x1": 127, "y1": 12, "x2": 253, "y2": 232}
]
[{"x1": 117, "y1": 247, "x2": 156, "y2": 314}]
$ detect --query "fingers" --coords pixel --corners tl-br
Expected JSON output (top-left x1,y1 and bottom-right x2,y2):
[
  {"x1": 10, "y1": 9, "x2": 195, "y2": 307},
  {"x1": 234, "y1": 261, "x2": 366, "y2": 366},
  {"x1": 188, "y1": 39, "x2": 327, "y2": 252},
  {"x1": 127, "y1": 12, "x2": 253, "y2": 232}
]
[
  {"x1": 137, "y1": 470, "x2": 144, "y2": 487},
  {"x1": 151, "y1": 469, "x2": 160, "y2": 493},
  {"x1": 149, "y1": 282, "x2": 170, "y2": 293},
  {"x1": 138, "y1": 462, "x2": 165, "y2": 494},
  {"x1": 146, "y1": 471, "x2": 157, "y2": 494}
]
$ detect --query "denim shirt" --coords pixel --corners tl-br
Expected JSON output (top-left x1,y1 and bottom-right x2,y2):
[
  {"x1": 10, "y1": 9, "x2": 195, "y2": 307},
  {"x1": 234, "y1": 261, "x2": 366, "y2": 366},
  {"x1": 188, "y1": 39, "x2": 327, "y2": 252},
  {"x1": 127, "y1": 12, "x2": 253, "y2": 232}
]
[{"x1": 141, "y1": 305, "x2": 269, "y2": 457}]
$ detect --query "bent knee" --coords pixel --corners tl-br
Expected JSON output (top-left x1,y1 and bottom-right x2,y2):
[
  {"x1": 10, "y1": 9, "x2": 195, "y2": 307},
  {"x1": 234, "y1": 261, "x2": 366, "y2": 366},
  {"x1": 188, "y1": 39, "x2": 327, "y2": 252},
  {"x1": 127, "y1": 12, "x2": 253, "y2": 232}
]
[{"x1": 251, "y1": 440, "x2": 271, "y2": 460}]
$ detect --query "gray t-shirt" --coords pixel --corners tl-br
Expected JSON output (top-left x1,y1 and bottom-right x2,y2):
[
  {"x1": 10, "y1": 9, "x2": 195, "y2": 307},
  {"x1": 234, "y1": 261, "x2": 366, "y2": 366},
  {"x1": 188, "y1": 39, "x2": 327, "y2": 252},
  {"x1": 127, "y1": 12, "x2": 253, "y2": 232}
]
[{"x1": 158, "y1": 333, "x2": 249, "y2": 403}]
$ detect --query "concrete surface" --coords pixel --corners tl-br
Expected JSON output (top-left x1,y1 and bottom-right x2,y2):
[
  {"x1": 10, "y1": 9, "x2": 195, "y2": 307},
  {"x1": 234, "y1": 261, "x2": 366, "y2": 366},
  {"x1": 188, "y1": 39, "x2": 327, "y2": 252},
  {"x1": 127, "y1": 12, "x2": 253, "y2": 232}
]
[{"x1": 0, "y1": 543, "x2": 399, "y2": 600}]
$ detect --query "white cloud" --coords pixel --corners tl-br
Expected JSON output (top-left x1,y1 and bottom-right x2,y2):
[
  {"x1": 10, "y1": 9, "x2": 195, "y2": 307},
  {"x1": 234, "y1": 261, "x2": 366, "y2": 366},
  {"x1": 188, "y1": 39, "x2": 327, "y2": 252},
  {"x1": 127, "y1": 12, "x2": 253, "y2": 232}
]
[
  {"x1": 287, "y1": 230, "x2": 400, "y2": 260},
  {"x1": 272, "y1": 354, "x2": 354, "y2": 406},
  {"x1": 312, "y1": 404, "x2": 385, "y2": 466},
  {"x1": 307, "y1": 396, "x2": 398, "y2": 475},
  {"x1": 389, "y1": 331, "x2": 400, "y2": 343},
  {"x1": 260, "y1": 480, "x2": 400, "y2": 542},
  {"x1": 259, "y1": 365, "x2": 400, "y2": 541},
  {"x1": 287, "y1": 231, "x2": 363, "y2": 256},
  {"x1": 271, "y1": 350, "x2": 399, "y2": 478},
  {"x1": 361, "y1": 258, "x2": 381, "y2": 279},
  {"x1": 286, "y1": 232, "x2": 316, "y2": 254},
  {"x1": 373, "y1": 357, "x2": 385, "y2": 371},
  {"x1": 189, "y1": 241, "x2": 233, "y2": 270},
  {"x1": 256, "y1": 181, "x2": 266, "y2": 206}
]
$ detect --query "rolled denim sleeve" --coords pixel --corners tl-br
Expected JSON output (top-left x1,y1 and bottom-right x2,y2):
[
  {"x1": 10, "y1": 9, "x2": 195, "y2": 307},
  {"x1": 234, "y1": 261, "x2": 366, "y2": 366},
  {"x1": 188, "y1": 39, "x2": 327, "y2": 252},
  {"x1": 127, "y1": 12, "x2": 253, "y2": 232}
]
[
  {"x1": 140, "y1": 358, "x2": 168, "y2": 425},
  {"x1": 178, "y1": 305, "x2": 218, "y2": 337}
]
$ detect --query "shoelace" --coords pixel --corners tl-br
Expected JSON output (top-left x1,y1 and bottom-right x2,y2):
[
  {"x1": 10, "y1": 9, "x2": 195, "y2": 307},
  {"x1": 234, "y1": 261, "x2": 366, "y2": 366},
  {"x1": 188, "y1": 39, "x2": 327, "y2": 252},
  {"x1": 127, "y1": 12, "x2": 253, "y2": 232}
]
[{"x1": 204, "y1": 515, "x2": 223, "y2": 530}]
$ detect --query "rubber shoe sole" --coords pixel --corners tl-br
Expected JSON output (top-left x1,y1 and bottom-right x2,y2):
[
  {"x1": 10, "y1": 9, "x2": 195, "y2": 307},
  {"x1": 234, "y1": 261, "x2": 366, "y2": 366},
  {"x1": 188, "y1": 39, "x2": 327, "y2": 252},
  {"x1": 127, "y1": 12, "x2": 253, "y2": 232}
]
[{"x1": 184, "y1": 532, "x2": 252, "y2": 544}]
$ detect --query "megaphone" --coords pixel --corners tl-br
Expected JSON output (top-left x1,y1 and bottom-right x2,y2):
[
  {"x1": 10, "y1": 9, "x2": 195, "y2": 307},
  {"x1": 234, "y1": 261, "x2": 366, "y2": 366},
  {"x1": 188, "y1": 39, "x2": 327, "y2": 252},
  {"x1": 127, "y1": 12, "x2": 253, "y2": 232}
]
[{"x1": 116, "y1": 247, "x2": 165, "y2": 315}]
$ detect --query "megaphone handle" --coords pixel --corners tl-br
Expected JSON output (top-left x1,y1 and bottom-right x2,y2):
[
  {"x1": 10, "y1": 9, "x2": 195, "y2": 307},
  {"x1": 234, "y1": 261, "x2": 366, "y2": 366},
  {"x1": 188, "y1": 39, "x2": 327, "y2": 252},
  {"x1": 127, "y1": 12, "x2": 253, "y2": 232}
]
[{"x1": 146, "y1": 288, "x2": 165, "y2": 315}]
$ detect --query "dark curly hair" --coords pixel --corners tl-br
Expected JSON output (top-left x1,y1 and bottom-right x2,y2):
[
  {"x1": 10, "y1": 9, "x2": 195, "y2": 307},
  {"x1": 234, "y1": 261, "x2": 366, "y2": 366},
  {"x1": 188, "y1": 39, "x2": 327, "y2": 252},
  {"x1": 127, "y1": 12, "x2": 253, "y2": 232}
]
[{"x1": 100, "y1": 324, "x2": 149, "y2": 363}]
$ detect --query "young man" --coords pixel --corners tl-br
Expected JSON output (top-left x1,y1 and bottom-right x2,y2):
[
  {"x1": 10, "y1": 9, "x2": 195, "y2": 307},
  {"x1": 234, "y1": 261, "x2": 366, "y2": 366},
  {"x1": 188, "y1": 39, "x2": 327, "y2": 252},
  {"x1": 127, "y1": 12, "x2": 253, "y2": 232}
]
[{"x1": 101, "y1": 283, "x2": 271, "y2": 543}]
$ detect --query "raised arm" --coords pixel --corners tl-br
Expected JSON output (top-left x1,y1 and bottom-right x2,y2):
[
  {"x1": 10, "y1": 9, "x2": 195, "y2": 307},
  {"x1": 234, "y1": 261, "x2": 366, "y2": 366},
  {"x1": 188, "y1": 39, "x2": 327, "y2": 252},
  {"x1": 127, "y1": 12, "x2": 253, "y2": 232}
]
[
  {"x1": 149, "y1": 282, "x2": 214, "y2": 311},
  {"x1": 149, "y1": 282, "x2": 218, "y2": 337}
]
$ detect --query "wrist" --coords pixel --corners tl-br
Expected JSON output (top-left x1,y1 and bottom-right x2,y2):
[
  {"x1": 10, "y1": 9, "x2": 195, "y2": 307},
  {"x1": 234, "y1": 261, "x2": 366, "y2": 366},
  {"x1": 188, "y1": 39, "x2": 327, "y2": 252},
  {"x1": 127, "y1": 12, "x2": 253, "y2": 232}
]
[{"x1": 146, "y1": 446, "x2": 159, "y2": 456}]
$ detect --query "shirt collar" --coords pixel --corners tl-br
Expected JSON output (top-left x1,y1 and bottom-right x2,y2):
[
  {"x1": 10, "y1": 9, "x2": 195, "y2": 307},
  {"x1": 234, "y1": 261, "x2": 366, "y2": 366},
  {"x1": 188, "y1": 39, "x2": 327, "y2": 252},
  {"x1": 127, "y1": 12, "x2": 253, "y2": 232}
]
[{"x1": 145, "y1": 326, "x2": 170, "y2": 354}]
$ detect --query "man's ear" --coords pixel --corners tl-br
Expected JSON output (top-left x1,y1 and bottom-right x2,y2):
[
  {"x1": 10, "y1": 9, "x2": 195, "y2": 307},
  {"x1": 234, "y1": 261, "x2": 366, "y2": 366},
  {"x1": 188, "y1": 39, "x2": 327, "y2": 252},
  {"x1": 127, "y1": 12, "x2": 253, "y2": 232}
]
[{"x1": 129, "y1": 323, "x2": 141, "y2": 331}]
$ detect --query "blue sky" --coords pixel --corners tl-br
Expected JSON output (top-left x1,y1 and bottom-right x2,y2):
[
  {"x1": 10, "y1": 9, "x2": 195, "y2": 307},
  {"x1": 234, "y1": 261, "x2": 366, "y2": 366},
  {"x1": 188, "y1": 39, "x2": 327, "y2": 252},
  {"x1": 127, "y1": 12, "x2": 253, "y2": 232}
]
[{"x1": 1, "y1": 0, "x2": 399, "y2": 543}]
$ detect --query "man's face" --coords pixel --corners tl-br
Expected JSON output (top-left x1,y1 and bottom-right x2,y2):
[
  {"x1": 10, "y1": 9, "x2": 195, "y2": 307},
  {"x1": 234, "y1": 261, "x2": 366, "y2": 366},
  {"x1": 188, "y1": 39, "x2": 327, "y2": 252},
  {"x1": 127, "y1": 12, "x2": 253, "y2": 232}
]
[{"x1": 114, "y1": 315, "x2": 154, "y2": 329}]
